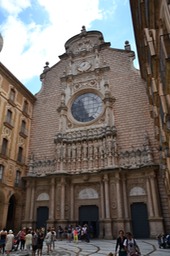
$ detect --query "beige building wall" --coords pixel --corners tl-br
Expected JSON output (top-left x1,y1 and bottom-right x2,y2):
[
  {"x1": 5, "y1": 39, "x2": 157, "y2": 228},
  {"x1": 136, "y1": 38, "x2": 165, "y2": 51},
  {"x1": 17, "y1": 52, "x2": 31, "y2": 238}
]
[
  {"x1": 0, "y1": 62, "x2": 36, "y2": 231},
  {"x1": 24, "y1": 28, "x2": 164, "y2": 238},
  {"x1": 130, "y1": 0, "x2": 170, "y2": 233}
]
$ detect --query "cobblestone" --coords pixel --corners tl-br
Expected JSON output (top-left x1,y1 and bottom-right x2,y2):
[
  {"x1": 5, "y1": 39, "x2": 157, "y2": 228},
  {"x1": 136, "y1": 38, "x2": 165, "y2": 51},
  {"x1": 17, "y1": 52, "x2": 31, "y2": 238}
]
[{"x1": 5, "y1": 239, "x2": 170, "y2": 256}]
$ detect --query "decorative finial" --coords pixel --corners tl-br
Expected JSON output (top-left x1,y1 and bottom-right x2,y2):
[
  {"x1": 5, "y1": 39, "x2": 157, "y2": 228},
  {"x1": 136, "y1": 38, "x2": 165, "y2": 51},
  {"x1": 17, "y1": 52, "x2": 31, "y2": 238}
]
[
  {"x1": 124, "y1": 40, "x2": 131, "y2": 51},
  {"x1": 43, "y1": 61, "x2": 50, "y2": 72},
  {"x1": 81, "y1": 26, "x2": 86, "y2": 33}
]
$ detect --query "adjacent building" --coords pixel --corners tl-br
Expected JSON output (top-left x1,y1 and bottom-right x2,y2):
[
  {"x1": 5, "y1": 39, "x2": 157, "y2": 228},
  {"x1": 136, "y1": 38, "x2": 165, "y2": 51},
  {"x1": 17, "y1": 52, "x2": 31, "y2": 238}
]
[
  {"x1": 130, "y1": 0, "x2": 170, "y2": 233},
  {"x1": 0, "y1": 62, "x2": 36, "y2": 230}
]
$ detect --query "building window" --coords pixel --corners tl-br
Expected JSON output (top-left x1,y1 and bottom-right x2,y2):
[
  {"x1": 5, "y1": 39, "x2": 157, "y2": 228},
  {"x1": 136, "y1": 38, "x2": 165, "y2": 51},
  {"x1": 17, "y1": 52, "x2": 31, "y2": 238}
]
[
  {"x1": 15, "y1": 170, "x2": 21, "y2": 185},
  {"x1": 6, "y1": 109, "x2": 13, "y2": 125},
  {"x1": 0, "y1": 164, "x2": 4, "y2": 180},
  {"x1": 9, "y1": 89, "x2": 15, "y2": 102},
  {"x1": 1, "y1": 138, "x2": 8, "y2": 157},
  {"x1": 20, "y1": 120, "x2": 27, "y2": 137},
  {"x1": 23, "y1": 100, "x2": 28, "y2": 114},
  {"x1": 71, "y1": 93, "x2": 103, "y2": 122},
  {"x1": 17, "y1": 147, "x2": 23, "y2": 163}
]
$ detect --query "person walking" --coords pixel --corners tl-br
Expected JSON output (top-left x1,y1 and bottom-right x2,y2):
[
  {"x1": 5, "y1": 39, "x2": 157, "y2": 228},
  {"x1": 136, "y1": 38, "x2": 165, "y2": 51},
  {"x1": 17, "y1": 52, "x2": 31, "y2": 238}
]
[
  {"x1": 45, "y1": 228, "x2": 52, "y2": 255},
  {"x1": 123, "y1": 232, "x2": 141, "y2": 256},
  {"x1": 37, "y1": 229, "x2": 45, "y2": 256},
  {"x1": 115, "y1": 230, "x2": 127, "y2": 256},
  {"x1": 5, "y1": 230, "x2": 14, "y2": 256}
]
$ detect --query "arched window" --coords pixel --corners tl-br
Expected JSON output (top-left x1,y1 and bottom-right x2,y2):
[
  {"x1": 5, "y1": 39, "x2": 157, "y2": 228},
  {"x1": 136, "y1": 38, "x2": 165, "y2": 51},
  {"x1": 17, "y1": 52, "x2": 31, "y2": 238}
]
[{"x1": 0, "y1": 164, "x2": 4, "y2": 180}]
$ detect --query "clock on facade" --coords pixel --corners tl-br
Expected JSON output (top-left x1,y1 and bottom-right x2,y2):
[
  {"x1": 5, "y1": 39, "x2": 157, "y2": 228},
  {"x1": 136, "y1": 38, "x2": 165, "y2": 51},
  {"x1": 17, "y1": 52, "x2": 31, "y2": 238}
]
[
  {"x1": 71, "y1": 93, "x2": 103, "y2": 122},
  {"x1": 77, "y1": 61, "x2": 91, "y2": 72}
]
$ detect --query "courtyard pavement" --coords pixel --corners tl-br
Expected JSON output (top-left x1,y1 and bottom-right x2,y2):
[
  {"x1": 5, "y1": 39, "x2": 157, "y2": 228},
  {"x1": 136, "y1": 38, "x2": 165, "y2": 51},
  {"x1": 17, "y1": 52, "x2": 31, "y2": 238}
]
[{"x1": 8, "y1": 238, "x2": 170, "y2": 256}]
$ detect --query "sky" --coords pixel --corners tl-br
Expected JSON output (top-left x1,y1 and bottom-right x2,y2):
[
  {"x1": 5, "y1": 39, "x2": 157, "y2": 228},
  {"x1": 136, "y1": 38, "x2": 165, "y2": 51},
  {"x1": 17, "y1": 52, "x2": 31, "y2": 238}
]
[{"x1": 0, "y1": 0, "x2": 138, "y2": 95}]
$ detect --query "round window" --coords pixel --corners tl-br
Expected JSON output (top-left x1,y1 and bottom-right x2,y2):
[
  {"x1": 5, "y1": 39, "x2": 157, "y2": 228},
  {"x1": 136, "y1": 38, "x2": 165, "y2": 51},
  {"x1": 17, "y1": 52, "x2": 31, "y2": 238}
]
[{"x1": 71, "y1": 93, "x2": 103, "y2": 122}]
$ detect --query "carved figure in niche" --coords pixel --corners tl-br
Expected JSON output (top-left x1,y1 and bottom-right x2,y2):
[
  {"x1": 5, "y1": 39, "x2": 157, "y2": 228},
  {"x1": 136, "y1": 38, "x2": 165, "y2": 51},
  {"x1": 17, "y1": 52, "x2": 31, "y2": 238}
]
[
  {"x1": 95, "y1": 48, "x2": 100, "y2": 68},
  {"x1": 82, "y1": 142, "x2": 88, "y2": 159},
  {"x1": 71, "y1": 143, "x2": 76, "y2": 159},
  {"x1": 94, "y1": 142, "x2": 99, "y2": 158},
  {"x1": 88, "y1": 142, "x2": 94, "y2": 158},
  {"x1": 77, "y1": 143, "x2": 82, "y2": 159}
]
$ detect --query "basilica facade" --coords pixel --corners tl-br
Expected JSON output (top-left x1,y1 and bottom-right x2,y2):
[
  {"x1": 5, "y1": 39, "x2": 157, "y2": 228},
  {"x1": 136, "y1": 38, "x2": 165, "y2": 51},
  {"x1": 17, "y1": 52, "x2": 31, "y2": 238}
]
[{"x1": 19, "y1": 27, "x2": 165, "y2": 239}]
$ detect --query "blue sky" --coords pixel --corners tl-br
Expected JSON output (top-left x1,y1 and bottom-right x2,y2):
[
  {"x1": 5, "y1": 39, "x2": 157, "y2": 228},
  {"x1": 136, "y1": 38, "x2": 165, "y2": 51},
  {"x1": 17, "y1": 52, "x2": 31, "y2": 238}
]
[{"x1": 0, "y1": 0, "x2": 138, "y2": 95}]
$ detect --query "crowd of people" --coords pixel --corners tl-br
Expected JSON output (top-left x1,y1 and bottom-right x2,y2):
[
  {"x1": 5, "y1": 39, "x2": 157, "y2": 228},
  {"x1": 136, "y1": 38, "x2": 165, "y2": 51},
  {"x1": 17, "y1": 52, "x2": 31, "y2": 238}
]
[
  {"x1": 0, "y1": 224, "x2": 91, "y2": 255},
  {"x1": 113, "y1": 230, "x2": 141, "y2": 256}
]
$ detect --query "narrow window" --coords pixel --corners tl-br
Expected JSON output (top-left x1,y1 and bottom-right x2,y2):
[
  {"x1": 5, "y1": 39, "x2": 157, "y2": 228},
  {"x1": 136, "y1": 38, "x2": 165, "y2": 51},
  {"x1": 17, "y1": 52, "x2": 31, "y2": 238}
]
[
  {"x1": 15, "y1": 170, "x2": 21, "y2": 184},
  {"x1": 0, "y1": 164, "x2": 4, "y2": 180},
  {"x1": 21, "y1": 120, "x2": 26, "y2": 134},
  {"x1": 23, "y1": 100, "x2": 28, "y2": 114},
  {"x1": 6, "y1": 109, "x2": 13, "y2": 125},
  {"x1": 17, "y1": 147, "x2": 23, "y2": 163},
  {"x1": 9, "y1": 89, "x2": 15, "y2": 102},
  {"x1": 1, "y1": 138, "x2": 8, "y2": 156}
]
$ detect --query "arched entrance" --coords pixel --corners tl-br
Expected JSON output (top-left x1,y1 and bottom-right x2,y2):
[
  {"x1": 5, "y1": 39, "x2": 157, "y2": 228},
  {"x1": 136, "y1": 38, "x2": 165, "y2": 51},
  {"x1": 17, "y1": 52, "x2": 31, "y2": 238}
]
[
  {"x1": 36, "y1": 206, "x2": 49, "y2": 229},
  {"x1": 79, "y1": 205, "x2": 99, "y2": 238},
  {"x1": 131, "y1": 202, "x2": 150, "y2": 238},
  {"x1": 6, "y1": 195, "x2": 16, "y2": 230}
]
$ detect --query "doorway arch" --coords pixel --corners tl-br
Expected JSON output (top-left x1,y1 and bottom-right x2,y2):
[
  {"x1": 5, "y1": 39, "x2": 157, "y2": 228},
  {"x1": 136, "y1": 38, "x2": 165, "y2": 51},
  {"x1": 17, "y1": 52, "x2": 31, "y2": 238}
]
[
  {"x1": 79, "y1": 205, "x2": 99, "y2": 238},
  {"x1": 6, "y1": 195, "x2": 16, "y2": 230},
  {"x1": 131, "y1": 202, "x2": 150, "y2": 238},
  {"x1": 36, "y1": 206, "x2": 49, "y2": 230}
]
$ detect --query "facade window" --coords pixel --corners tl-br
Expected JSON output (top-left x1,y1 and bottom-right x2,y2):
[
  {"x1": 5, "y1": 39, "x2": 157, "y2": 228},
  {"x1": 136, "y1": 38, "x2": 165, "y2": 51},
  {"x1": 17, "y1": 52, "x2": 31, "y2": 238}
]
[
  {"x1": 71, "y1": 93, "x2": 103, "y2": 122},
  {"x1": 9, "y1": 89, "x2": 16, "y2": 102},
  {"x1": 20, "y1": 120, "x2": 27, "y2": 135},
  {"x1": 1, "y1": 138, "x2": 8, "y2": 156},
  {"x1": 0, "y1": 164, "x2": 4, "y2": 180},
  {"x1": 15, "y1": 170, "x2": 21, "y2": 185},
  {"x1": 23, "y1": 100, "x2": 28, "y2": 114},
  {"x1": 6, "y1": 109, "x2": 13, "y2": 125},
  {"x1": 17, "y1": 147, "x2": 23, "y2": 163}
]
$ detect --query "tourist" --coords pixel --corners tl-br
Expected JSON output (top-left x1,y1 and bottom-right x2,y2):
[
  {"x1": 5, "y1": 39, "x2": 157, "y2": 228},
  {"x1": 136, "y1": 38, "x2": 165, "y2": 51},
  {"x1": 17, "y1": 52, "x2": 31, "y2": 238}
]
[
  {"x1": 123, "y1": 232, "x2": 141, "y2": 256},
  {"x1": 25, "y1": 230, "x2": 32, "y2": 254},
  {"x1": 5, "y1": 230, "x2": 14, "y2": 256},
  {"x1": 0, "y1": 228, "x2": 7, "y2": 254},
  {"x1": 115, "y1": 230, "x2": 127, "y2": 256}
]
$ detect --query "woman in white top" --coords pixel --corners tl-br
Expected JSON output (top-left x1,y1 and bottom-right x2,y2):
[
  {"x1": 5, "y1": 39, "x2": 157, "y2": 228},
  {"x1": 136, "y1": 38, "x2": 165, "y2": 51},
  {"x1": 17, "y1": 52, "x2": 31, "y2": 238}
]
[
  {"x1": 123, "y1": 232, "x2": 141, "y2": 256},
  {"x1": 5, "y1": 230, "x2": 14, "y2": 256},
  {"x1": 25, "y1": 230, "x2": 32, "y2": 253}
]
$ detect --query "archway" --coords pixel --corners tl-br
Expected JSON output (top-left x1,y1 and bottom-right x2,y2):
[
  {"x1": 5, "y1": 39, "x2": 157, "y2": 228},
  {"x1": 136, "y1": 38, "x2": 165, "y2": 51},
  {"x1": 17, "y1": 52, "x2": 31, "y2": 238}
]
[
  {"x1": 79, "y1": 205, "x2": 99, "y2": 238},
  {"x1": 6, "y1": 195, "x2": 16, "y2": 230}
]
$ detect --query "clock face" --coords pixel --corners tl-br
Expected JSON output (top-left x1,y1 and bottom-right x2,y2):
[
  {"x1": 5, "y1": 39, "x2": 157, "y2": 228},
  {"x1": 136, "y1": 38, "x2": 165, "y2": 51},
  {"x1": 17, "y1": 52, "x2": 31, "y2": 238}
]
[
  {"x1": 77, "y1": 61, "x2": 91, "y2": 72},
  {"x1": 71, "y1": 93, "x2": 103, "y2": 122}
]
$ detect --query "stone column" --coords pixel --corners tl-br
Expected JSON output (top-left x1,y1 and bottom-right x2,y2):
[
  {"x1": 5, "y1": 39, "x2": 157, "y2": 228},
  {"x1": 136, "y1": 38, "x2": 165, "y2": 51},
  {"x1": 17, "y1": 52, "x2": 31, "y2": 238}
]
[
  {"x1": 49, "y1": 177, "x2": 55, "y2": 220},
  {"x1": 146, "y1": 177, "x2": 154, "y2": 217},
  {"x1": 103, "y1": 174, "x2": 112, "y2": 239},
  {"x1": 60, "y1": 177, "x2": 65, "y2": 220},
  {"x1": 100, "y1": 179, "x2": 105, "y2": 219},
  {"x1": 1, "y1": 203, "x2": 9, "y2": 229},
  {"x1": 70, "y1": 183, "x2": 74, "y2": 221},
  {"x1": 122, "y1": 175, "x2": 128, "y2": 219},
  {"x1": 104, "y1": 174, "x2": 110, "y2": 219},
  {"x1": 30, "y1": 181, "x2": 35, "y2": 220},
  {"x1": 24, "y1": 180, "x2": 31, "y2": 220},
  {"x1": 150, "y1": 175, "x2": 159, "y2": 216},
  {"x1": 115, "y1": 173, "x2": 123, "y2": 218}
]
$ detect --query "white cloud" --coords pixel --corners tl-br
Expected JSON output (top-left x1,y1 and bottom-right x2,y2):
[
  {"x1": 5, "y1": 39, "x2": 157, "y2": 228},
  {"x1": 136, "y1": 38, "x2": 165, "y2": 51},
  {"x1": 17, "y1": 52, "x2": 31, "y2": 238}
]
[
  {"x1": 0, "y1": 0, "x2": 31, "y2": 16},
  {"x1": 0, "y1": 0, "x2": 103, "y2": 85}
]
